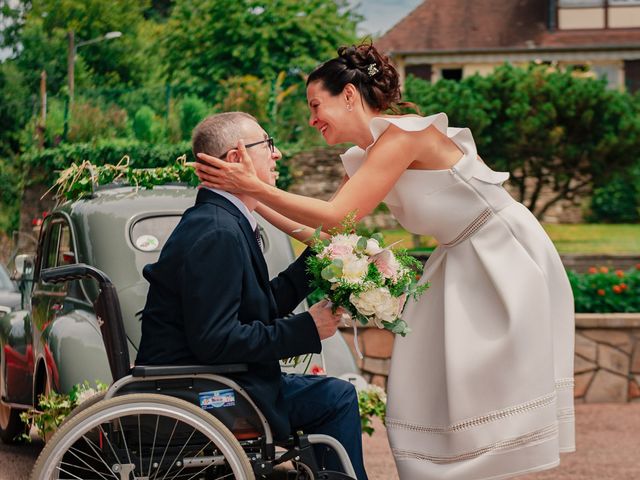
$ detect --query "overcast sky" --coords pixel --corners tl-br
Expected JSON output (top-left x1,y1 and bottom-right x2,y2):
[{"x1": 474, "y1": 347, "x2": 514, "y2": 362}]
[{"x1": 353, "y1": 0, "x2": 423, "y2": 37}]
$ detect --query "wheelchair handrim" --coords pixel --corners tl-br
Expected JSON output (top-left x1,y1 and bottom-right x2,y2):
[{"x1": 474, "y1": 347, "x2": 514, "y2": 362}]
[{"x1": 39, "y1": 400, "x2": 252, "y2": 479}]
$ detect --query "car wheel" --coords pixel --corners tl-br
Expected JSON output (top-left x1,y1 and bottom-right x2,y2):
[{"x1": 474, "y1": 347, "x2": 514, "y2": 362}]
[{"x1": 0, "y1": 351, "x2": 26, "y2": 444}]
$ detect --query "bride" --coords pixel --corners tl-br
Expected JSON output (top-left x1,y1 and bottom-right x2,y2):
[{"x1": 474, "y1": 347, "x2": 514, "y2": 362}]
[{"x1": 194, "y1": 43, "x2": 575, "y2": 479}]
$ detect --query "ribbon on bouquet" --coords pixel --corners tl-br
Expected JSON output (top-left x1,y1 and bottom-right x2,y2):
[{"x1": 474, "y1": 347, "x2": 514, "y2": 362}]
[
  {"x1": 349, "y1": 315, "x2": 363, "y2": 360},
  {"x1": 326, "y1": 300, "x2": 363, "y2": 359}
]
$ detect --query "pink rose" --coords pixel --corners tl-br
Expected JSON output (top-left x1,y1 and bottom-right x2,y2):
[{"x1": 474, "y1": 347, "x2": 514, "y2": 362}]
[
  {"x1": 323, "y1": 243, "x2": 352, "y2": 259},
  {"x1": 372, "y1": 249, "x2": 400, "y2": 279}
]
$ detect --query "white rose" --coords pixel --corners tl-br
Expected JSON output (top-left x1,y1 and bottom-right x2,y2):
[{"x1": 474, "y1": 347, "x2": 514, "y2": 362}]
[
  {"x1": 350, "y1": 287, "x2": 400, "y2": 327},
  {"x1": 332, "y1": 234, "x2": 360, "y2": 249},
  {"x1": 376, "y1": 293, "x2": 400, "y2": 323},
  {"x1": 364, "y1": 238, "x2": 383, "y2": 256},
  {"x1": 342, "y1": 254, "x2": 369, "y2": 283}
]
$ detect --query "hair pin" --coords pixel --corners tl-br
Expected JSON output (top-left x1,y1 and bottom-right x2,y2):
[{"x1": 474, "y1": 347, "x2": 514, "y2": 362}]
[{"x1": 367, "y1": 63, "x2": 379, "y2": 77}]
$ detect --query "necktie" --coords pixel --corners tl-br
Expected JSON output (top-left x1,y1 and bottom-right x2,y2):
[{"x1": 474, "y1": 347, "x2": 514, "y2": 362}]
[{"x1": 254, "y1": 226, "x2": 263, "y2": 252}]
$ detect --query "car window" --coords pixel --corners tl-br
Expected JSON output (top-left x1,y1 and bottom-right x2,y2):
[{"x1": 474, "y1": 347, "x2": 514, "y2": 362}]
[
  {"x1": 57, "y1": 223, "x2": 76, "y2": 266},
  {"x1": 130, "y1": 215, "x2": 182, "y2": 252},
  {"x1": 42, "y1": 222, "x2": 62, "y2": 270}
]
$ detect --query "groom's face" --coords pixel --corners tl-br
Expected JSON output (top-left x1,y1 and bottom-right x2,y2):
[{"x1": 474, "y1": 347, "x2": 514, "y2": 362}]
[{"x1": 237, "y1": 120, "x2": 281, "y2": 187}]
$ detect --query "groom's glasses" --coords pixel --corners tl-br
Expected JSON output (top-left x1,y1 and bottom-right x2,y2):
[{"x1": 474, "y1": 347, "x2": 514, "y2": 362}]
[{"x1": 220, "y1": 137, "x2": 275, "y2": 159}]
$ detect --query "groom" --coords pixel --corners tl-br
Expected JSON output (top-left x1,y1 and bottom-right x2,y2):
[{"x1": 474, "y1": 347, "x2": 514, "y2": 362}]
[{"x1": 136, "y1": 112, "x2": 367, "y2": 480}]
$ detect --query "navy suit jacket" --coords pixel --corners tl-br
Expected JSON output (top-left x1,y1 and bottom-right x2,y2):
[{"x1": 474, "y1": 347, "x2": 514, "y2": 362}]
[{"x1": 136, "y1": 188, "x2": 321, "y2": 438}]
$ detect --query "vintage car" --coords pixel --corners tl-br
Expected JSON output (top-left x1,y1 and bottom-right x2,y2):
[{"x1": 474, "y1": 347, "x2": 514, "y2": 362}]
[{"x1": 0, "y1": 185, "x2": 357, "y2": 443}]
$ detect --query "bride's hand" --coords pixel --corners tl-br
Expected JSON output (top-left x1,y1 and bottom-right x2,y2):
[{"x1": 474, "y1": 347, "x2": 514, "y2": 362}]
[{"x1": 193, "y1": 140, "x2": 262, "y2": 194}]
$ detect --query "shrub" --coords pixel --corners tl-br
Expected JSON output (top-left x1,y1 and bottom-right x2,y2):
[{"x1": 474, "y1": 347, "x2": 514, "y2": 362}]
[
  {"x1": 568, "y1": 265, "x2": 640, "y2": 313},
  {"x1": 178, "y1": 96, "x2": 209, "y2": 140},
  {"x1": 589, "y1": 163, "x2": 640, "y2": 223},
  {"x1": 68, "y1": 101, "x2": 129, "y2": 143},
  {"x1": 132, "y1": 105, "x2": 162, "y2": 142},
  {"x1": 0, "y1": 155, "x2": 22, "y2": 233}
]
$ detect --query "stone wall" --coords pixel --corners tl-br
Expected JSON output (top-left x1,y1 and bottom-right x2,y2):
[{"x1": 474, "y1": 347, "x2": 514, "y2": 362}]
[
  {"x1": 340, "y1": 313, "x2": 640, "y2": 403},
  {"x1": 574, "y1": 314, "x2": 640, "y2": 403}
]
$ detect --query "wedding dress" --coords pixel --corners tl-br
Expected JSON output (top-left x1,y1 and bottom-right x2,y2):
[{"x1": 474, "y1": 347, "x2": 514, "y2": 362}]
[{"x1": 340, "y1": 114, "x2": 575, "y2": 480}]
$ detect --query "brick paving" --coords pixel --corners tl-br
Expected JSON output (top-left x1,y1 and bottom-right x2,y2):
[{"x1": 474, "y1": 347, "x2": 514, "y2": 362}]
[{"x1": 362, "y1": 403, "x2": 640, "y2": 479}]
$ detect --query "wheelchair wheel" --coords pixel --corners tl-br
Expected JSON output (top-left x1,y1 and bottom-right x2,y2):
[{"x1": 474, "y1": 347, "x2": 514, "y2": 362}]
[{"x1": 31, "y1": 393, "x2": 255, "y2": 480}]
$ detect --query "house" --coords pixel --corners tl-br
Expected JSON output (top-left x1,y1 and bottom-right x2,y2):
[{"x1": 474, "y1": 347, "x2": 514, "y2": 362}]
[{"x1": 376, "y1": 0, "x2": 640, "y2": 91}]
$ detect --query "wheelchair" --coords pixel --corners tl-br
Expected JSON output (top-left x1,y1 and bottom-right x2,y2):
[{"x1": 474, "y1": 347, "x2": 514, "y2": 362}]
[{"x1": 31, "y1": 264, "x2": 357, "y2": 480}]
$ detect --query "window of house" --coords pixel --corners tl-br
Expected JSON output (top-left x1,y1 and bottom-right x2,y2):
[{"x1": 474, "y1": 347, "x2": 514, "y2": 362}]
[
  {"x1": 441, "y1": 68, "x2": 463, "y2": 81},
  {"x1": 559, "y1": 0, "x2": 640, "y2": 29},
  {"x1": 405, "y1": 64, "x2": 432, "y2": 82}
]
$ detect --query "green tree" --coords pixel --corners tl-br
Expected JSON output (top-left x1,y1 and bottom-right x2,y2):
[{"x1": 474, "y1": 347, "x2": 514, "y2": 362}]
[
  {"x1": 3, "y1": 0, "x2": 158, "y2": 96},
  {"x1": 163, "y1": 0, "x2": 360, "y2": 95},
  {"x1": 0, "y1": 61, "x2": 31, "y2": 156},
  {"x1": 404, "y1": 64, "x2": 640, "y2": 219}
]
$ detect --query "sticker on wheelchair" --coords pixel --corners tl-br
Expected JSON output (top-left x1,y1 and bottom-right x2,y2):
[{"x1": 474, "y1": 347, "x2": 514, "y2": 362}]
[{"x1": 199, "y1": 389, "x2": 236, "y2": 409}]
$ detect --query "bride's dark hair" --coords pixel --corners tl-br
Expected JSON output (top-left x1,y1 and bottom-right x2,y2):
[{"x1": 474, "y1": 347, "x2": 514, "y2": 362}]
[{"x1": 307, "y1": 42, "x2": 408, "y2": 112}]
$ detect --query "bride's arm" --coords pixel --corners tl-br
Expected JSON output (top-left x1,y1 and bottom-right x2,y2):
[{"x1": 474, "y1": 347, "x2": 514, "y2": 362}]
[
  {"x1": 255, "y1": 203, "x2": 327, "y2": 244},
  {"x1": 254, "y1": 175, "x2": 349, "y2": 243},
  {"x1": 196, "y1": 126, "x2": 415, "y2": 230}
]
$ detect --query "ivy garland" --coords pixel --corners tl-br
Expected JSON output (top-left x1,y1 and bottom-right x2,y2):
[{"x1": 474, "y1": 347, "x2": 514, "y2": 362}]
[{"x1": 47, "y1": 155, "x2": 199, "y2": 203}]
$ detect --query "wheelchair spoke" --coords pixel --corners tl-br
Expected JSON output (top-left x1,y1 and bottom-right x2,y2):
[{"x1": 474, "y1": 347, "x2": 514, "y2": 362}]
[
  {"x1": 98, "y1": 423, "x2": 123, "y2": 466},
  {"x1": 151, "y1": 417, "x2": 179, "y2": 480},
  {"x1": 55, "y1": 465, "x2": 86, "y2": 480},
  {"x1": 62, "y1": 447, "x2": 113, "y2": 480},
  {"x1": 159, "y1": 425, "x2": 199, "y2": 480},
  {"x1": 138, "y1": 414, "x2": 143, "y2": 476},
  {"x1": 80, "y1": 434, "x2": 120, "y2": 479},
  {"x1": 147, "y1": 415, "x2": 160, "y2": 480},
  {"x1": 183, "y1": 468, "x2": 235, "y2": 480},
  {"x1": 117, "y1": 417, "x2": 135, "y2": 469}
]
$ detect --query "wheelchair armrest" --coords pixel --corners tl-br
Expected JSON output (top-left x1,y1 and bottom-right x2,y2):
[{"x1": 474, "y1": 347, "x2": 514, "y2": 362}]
[{"x1": 131, "y1": 364, "x2": 248, "y2": 377}]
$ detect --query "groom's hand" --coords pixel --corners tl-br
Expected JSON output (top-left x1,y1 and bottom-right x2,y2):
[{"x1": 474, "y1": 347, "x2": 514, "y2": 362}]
[{"x1": 308, "y1": 300, "x2": 343, "y2": 340}]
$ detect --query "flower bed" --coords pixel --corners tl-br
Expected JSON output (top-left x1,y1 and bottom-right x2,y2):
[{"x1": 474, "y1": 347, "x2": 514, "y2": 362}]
[{"x1": 568, "y1": 264, "x2": 640, "y2": 313}]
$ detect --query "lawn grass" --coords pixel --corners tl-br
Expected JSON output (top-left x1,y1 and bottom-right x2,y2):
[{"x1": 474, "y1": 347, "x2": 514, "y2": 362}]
[
  {"x1": 541, "y1": 224, "x2": 640, "y2": 254},
  {"x1": 291, "y1": 224, "x2": 640, "y2": 256}
]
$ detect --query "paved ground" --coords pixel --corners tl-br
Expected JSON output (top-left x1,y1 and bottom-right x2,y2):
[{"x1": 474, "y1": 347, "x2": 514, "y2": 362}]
[
  {"x1": 362, "y1": 403, "x2": 640, "y2": 479},
  {"x1": 1, "y1": 403, "x2": 639, "y2": 479}
]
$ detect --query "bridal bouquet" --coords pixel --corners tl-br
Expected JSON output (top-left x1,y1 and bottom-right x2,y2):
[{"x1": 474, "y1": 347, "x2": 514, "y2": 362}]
[{"x1": 306, "y1": 217, "x2": 428, "y2": 339}]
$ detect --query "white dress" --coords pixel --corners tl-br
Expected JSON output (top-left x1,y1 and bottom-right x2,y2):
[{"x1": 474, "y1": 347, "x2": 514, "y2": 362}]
[{"x1": 341, "y1": 114, "x2": 575, "y2": 480}]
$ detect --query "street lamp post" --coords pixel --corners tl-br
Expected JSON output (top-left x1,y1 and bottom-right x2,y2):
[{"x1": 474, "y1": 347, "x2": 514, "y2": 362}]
[{"x1": 67, "y1": 30, "x2": 122, "y2": 103}]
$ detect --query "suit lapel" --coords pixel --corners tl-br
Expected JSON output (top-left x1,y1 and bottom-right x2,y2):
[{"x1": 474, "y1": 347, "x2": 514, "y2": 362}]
[
  {"x1": 196, "y1": 189, "x2": 271, "y2": 294},
  {"x1": 237, "y1": 219, "x2": 270, "y2": 288}
]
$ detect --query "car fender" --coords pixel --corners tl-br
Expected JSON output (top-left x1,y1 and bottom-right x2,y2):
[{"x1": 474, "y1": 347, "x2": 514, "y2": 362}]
[
  {"x1": 43, "y1": 309, "x2": 111, "y2": 394},
  {"x1": 0, "y1": 309, "x2": 33, "y2": 405}
]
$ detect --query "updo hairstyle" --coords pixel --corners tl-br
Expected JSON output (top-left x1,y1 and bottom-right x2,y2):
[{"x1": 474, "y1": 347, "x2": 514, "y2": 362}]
[{"x1": 307, "y1": 43, "x2": 404, "y2": 112}]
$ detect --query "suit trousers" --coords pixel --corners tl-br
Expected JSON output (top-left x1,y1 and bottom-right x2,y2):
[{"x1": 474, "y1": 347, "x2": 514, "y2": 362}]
[{"x1": 282, "y1": 374, "x2": 368, "y2": 480}]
